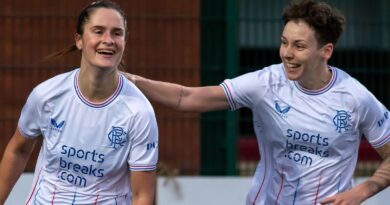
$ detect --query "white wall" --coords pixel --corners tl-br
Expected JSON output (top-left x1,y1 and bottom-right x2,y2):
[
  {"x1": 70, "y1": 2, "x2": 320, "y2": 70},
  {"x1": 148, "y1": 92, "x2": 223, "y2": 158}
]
[
  {"x1": 157, "y1": 176, "x2": 250, "y2": 205},
  {"x1": 6, "y1": 174, "x2": 390, "y2": 205},
  {"x1": 5, "y1": 173, "x2": 34, "y2": 205},
  {"x1": 157, "y1": 177, "x2": 390, "y2": 205}
]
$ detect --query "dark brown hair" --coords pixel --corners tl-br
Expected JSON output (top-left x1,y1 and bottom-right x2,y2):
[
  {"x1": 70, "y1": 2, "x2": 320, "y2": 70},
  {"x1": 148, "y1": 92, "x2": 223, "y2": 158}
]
[
  {"x1": 282, "y1": 0, "x2": 345, "y2": 47},
  {"x1": 44, "y1": 0, "x2": 127, "y2": 70}
]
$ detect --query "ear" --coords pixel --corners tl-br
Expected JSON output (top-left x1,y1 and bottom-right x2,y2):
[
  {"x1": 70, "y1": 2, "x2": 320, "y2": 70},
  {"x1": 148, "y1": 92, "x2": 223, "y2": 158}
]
[
  {"x1": 75, "y1": 33, "x2": 83, "y2": 50},
  {"x1": 321, "y1": 43, "x2": 334, "y2": 61}
]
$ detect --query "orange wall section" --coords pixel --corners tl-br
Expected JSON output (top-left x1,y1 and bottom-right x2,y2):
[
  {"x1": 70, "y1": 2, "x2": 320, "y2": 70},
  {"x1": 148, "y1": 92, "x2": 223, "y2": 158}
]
[{"x1": 0, "y1": 0, "x2": 200, "y2": 175}]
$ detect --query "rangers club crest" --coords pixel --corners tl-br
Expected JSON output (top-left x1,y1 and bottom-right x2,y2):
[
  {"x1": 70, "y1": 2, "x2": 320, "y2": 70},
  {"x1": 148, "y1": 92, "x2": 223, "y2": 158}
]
[
  {"x1": 333, "y1": 110, "x2": 351, "y2": 133},
  {"x1": 108, "y1": 126, "x2": 127, "y2": 149}
]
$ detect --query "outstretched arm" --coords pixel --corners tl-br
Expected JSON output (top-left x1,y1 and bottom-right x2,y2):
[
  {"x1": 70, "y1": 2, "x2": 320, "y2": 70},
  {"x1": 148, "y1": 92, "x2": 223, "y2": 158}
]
[
  {"x1": 0, "y1": 129, "x2": 38, "y2": 204},
  {"x1": 125, "y1": 73, "x2": 229, "y2": 112},
  {"x1": 321, "y1": 142, "x2": 390, "y2": 205}
]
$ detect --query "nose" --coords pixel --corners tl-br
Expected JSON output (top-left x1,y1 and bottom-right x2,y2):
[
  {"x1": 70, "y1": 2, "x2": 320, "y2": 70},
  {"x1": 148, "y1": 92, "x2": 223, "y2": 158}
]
[
  {"x1": 281, "y1": 45, "x2": 293, "y2": 60},
  {"x1": 102, "y1": 32, "x2": 114, "y2": 45}
]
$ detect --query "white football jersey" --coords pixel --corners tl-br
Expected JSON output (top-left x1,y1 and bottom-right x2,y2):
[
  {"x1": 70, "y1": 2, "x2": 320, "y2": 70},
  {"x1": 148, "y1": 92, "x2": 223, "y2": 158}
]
[
  {"x1": 221, "y1": 63, "x2": 390, "y2": 205},
  {"x1": 18, "y1": 69, "x2": 158, "y2": 205}
]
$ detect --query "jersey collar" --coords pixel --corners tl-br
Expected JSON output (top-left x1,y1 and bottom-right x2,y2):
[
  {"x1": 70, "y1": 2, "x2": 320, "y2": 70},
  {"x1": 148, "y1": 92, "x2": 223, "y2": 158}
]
[
  {"x1": 74, "y1": 69, "x2": 123, "y2": 108},
  {"x1": 293, "y1": 66, "x2": 337, "y2": 95}
]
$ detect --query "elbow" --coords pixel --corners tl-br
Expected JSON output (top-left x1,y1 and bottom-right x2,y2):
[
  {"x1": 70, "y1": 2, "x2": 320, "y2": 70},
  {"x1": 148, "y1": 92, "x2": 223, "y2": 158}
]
[
  {"x1": 132, "y1": 193, "x2": 155, "y2": 205},
  {"x1": 174, "y1": 102, "x2": 206, "y2": 112}
]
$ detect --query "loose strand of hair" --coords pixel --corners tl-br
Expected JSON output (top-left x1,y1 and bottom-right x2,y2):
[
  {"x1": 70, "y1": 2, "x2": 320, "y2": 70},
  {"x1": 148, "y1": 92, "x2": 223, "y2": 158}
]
[{"x1": 42, "y1": 44, "x2": 79, "y2": 62}]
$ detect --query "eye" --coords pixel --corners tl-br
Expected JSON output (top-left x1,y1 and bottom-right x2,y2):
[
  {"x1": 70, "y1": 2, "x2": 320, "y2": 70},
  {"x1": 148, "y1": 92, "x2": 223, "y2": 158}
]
[
  {"x1": 295, "y1": 44, "x2": 305, "y2": 50},
  {"x1": 112, "y1": 29, "x2": 124, "y2": 37},
  {"x1": 93, "y1": 29, "x2": 103, "y2": 35},
  {"x1": 114, "y1": 31, "x2": 123, "y2": 36}
]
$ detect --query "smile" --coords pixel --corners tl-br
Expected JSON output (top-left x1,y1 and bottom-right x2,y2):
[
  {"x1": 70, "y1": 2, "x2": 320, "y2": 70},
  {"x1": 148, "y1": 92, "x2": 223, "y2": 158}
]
[
  {"x1": 285, "y1": 63, "x2": 300, "y2": 69},
  {"x1": 96, "y1": 49, "x2": 115, "y2": 56}
]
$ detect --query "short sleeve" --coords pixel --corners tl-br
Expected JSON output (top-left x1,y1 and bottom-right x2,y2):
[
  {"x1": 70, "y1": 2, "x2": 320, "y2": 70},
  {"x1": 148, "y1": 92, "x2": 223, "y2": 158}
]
[
  {"x1": 220, "y1": 68, "x2": 271, "y2": 110},
  {"x1": 128, "y1": 109, "x2": 158, "y2": 171},
  {"x1": 358, "y1": 88, "x2": 390, "y2": 149},
  {"x1": 18, "y1": 88, "x2": 43, "y2": 138}
]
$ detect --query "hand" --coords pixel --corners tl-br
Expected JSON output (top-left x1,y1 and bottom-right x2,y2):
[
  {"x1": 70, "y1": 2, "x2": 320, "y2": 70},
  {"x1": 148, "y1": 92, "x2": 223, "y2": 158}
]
[
  {"x1": 320, "y1": 188, "x2": 365, "y2": 205},
  {"x1": 121, "y1": 72, "x2": 137, "y2": 84}
]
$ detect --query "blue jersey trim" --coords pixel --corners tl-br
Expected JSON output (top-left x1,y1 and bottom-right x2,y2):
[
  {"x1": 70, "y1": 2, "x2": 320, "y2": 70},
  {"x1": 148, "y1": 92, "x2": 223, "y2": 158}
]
[
  {"x1": 292, "y1": 177, "x2": 300, "y2": 205},
  {"x1": 72, "y1": 192, "x2": 77, "y2": 205}
]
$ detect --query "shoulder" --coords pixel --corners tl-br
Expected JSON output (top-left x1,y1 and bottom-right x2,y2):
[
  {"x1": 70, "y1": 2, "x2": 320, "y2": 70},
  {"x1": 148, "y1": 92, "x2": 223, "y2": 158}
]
[
  {"x1": 222, "y1": 63, "x2": 287, "y2": 92},
  {"x1": 333, "y1": 67, "x2": 370, "y2": 94},
  {"x1": 220, "y1": 63, "x2": 286, "y2": 108},
  {"x1": 252, "y1": 63, "x2": 287, "y2": 85},
  {"x1": 230, "y1": 63, "x2": 286, "y2": 85},
  {"x1": 33, "y1": 69, "x2": 76, "y2": 95},
  {"x1": 243, "y1": 63, "x2": 284, "y2": 77},
  {"x1": 332, "y1": 66, "x2": 377, "y2": 105},
  {"x1": 263, "y1": 63, "x2": 285, "y2": 76},
  {"x1": 118, "y1": 75, "x2": 156, "y2": 117},
  {"x1": 29, "y1": 69, "x2": 77, "y2": 103}
]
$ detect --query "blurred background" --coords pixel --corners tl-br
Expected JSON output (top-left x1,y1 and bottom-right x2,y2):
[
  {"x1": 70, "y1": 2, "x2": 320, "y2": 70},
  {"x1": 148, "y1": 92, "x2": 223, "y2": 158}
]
[{"x1": 1, "y1": 0, "x2": 389, "y2": 204}]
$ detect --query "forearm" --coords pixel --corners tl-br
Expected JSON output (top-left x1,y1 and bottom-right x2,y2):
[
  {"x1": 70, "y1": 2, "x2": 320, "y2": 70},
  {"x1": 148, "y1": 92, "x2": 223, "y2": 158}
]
[
  {"x1": 320, "y1": 155, "x2": 390, "y2": 205},
  {"x1": 357, "y1": 157, "x2": 390, "y2": 200},
  {"x1": 0, "y1": 148, "x2": 32, "y2": 203},
  {"x1": 131, "y1": 170, "x2": 156, "y2": 205},
  {"x1": 132, "y1": 195, "x2": 155, "y2": 205},
  {"x1": 133, "y1": 75, "x2": 184, "y2": 110},
  {"x1": 131, "y1": 74, "x2": 229, "y2": 112},
  {"x1": 0, "y1": 131, "x2": 36, "y2": 204}
]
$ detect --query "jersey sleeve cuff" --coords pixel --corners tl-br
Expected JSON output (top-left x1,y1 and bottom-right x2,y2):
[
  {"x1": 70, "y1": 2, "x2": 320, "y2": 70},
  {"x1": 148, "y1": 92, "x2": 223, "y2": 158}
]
[
  {"x1": 18, "y1": 126, "x2": 40, "y2": 139},
  {"x1": 129, "y1": 164, "x2": 157, "y2": 171},
  {"x1": 220, "y1": 81, "x2": 237, "y2": 111},
  {"x1": 370, "y1": 133, "x2": 390, "y2": 149}
]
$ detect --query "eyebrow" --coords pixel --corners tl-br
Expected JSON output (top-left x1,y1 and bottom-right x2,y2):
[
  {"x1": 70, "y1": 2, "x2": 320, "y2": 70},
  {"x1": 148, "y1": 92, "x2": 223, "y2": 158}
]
[
  {"x1": 281, "y1": 36, "x2": 306, "y2": 43},
  {"x1": 90, "y1": 25, "x2": 124, "y2": 32}
]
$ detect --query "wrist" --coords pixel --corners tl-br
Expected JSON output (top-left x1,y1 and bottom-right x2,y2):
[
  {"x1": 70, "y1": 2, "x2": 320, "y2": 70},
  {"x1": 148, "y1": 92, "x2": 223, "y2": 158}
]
[{"x1": 356, "y1": 180, "x2": 380, "y2": 200}]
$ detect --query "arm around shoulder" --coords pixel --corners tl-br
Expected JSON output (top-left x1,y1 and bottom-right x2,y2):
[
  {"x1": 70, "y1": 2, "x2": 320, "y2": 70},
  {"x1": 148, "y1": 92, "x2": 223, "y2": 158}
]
[{"x1": 126, "y1": 73, "x2": 229, "y2": 112}]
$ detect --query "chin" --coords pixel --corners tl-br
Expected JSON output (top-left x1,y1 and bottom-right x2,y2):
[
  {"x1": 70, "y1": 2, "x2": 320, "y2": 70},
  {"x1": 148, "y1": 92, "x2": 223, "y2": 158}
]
[
  {"x1": 286, "y1": 75, "x2": 299, "y2": 81},
  {"x1": 95, "y1": 61, "x2": 118, "y2": 70},
  {"x1": 284, "y1": 70, "x2": 301, "y2": 81},
  {"x1": 96, "y1": 58, "x2": 119, "y2": 67}
]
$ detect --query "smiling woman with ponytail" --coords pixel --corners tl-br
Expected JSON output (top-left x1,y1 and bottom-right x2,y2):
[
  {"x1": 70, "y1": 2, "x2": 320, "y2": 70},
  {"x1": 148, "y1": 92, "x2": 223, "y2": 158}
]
[{"x1": 0, "y1": 1, "x2": 158, "y2": 204}]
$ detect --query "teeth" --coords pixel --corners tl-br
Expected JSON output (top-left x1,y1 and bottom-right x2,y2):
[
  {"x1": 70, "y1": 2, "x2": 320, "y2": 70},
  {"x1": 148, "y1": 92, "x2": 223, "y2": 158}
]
[
  {"x1": 286, "y1": 63, "x2": 299, "y2": 68},
  {"x1": 97, "y1": 49, "x2": 114, "y2": 55}
]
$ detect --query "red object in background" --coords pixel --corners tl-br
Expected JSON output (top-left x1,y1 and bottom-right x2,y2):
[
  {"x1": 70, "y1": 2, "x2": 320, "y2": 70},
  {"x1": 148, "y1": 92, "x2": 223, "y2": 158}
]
[
  {"x1": 238, "y1": 137, "x2": 382, "y2": 162},
  {"x1": 238, "y1": 138, "x2": 260, "y2": 161},
  {"x1": 358, "y1": 138, "x2": 382, "y2": 162}
]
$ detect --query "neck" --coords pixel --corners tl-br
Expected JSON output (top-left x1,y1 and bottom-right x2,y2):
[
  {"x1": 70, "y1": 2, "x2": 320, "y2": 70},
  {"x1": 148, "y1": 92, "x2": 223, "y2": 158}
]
[
  {"x1": 298, "y1": 65, "x2": 332, "y2": 90},
  {"x1": 77, "y1": 67, "x2": 119, "y2": 103}
]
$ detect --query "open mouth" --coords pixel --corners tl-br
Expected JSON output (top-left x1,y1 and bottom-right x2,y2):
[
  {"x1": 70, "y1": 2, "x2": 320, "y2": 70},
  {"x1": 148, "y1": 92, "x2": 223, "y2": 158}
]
[
  {"x1": 285, "y1": 63, "x2": 300, "y2": 69},
  {"x1": 96, "y1": 49, "x2": 115, "y2": 56}
]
